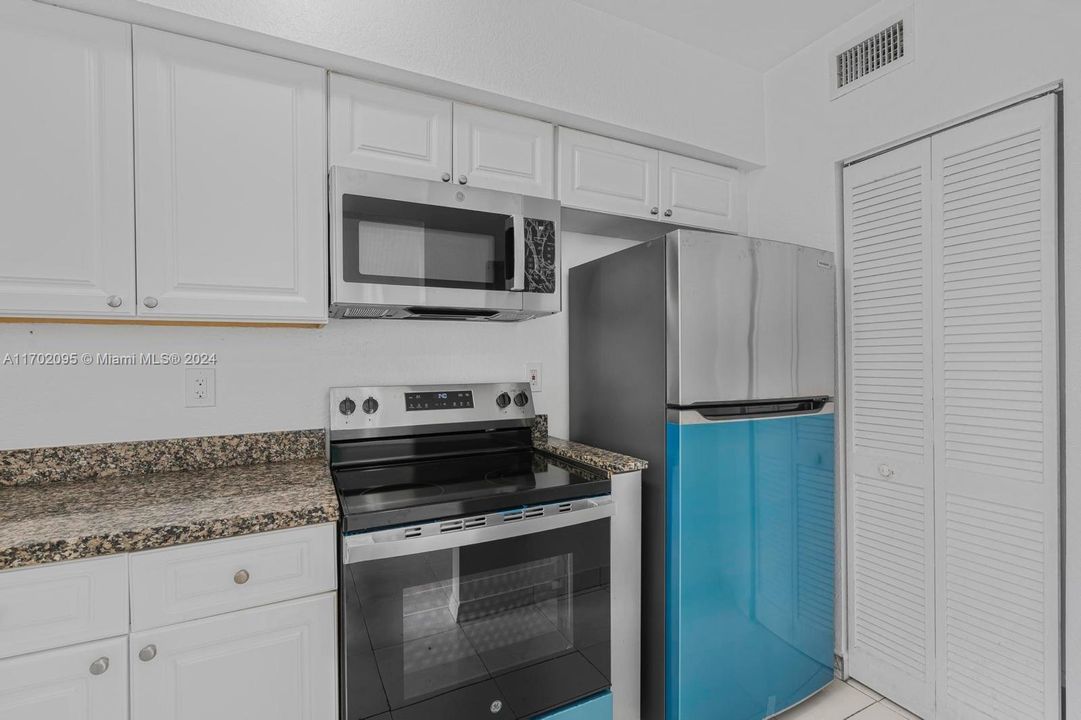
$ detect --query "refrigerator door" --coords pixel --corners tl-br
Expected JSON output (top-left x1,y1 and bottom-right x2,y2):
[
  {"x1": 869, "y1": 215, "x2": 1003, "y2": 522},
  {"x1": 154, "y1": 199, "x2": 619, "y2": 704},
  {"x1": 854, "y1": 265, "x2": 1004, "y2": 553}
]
[
  {"x1": 666, "y1": 407, "x2": 835, "y2": 720},
  {"x1": 667, "y1": 231, "x2": 836, "y2": 406}
]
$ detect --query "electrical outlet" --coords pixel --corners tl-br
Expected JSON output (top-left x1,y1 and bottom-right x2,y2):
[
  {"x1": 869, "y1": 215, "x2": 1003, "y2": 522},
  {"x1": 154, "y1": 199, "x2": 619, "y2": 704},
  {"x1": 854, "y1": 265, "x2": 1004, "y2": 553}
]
[
  {"x1": 185, "y1": 368, "x2": 216, "y2": 407},
  {"x1": 526, "y1": 363, "x2": 542, "y2": 392}
]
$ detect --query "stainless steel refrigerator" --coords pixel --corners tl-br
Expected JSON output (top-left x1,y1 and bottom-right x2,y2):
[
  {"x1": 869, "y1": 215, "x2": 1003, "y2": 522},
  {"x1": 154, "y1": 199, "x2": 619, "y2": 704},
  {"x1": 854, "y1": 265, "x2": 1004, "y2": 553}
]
[{"x1": 570, "y1": 230, "x2": 836, "y2": 720}]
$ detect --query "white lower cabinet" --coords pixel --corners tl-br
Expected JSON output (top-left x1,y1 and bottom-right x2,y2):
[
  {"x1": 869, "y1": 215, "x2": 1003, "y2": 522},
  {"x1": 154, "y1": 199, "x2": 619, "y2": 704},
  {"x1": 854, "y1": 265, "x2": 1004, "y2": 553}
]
[
  {"x1": 0, "y1": 637, "x2": 128, "y2": 720},
  {"x1": 130, "y1": 593, "x2": 337, "y2": 720}
]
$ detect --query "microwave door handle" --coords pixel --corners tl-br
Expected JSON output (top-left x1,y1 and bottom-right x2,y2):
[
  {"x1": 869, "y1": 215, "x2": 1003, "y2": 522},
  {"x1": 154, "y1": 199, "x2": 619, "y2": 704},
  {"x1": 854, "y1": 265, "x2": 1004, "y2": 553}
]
[
  {"x1": 510, "y1": 214, "x2": 526, "y2": 291},
  {"x1": 342, "y1": 496, "x2": 613, "y2": 564}
]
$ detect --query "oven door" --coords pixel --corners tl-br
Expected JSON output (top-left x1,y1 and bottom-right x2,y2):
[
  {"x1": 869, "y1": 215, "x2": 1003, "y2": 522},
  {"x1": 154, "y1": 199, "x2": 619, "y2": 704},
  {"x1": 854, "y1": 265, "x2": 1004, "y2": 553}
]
[
  {"x1": 341, "y1": 500, "x2": 612, "y2": 720},
  {"x1": 331, "y1": 167, "x2": 527, "y2": 314}
]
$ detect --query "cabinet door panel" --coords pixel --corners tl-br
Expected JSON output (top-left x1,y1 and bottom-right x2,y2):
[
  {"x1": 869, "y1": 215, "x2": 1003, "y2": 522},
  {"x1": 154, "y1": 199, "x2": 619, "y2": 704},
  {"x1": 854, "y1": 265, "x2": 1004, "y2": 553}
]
[
  {"x1": 134, "y1": 28, "x2": 327, "y2": 322},
  {"x1": 130, "y1": 593, "x2": 337, "y2": 720},
  {"x1": 0, "y1": 1, "x2": 135, "y2": 318},
  {"x1": 329, "y1": 74, "x2": 452, "y2": 181},
  {"x1": 557, "y1": 128, "x2": 658, "y2": 219},
  {"x1": 0, "y1": 637, "x2": 127, "y2": 720},
  {"x1": 453, "y1": 103, "x2": 553, "y2": 197},
  {"x1": 659, "y1": 152, "x2": 745, "y2": 233}
]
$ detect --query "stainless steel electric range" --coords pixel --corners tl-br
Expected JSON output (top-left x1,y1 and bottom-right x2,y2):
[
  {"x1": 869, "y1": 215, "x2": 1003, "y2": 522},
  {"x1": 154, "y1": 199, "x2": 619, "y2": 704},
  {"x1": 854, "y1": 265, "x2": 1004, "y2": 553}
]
[{"x1": 329, "y1": 383, "x2": 614, "y2": 720}]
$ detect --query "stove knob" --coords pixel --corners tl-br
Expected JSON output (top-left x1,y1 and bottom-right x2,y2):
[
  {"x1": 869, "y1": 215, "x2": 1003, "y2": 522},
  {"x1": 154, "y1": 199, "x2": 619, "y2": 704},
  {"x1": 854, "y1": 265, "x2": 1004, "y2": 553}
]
[
  {"x1": 339, "y1": 397, "x2": 356, "y2": 416},
  {"x1": 496, "y1": 392, "x2": 511, "y2": 409},
  {"x1": 362, "y1": 397, "x2": 379, "y2": 414},
  {"x1": 514, "y1": 391, "x2": 529, "y2": 407}
]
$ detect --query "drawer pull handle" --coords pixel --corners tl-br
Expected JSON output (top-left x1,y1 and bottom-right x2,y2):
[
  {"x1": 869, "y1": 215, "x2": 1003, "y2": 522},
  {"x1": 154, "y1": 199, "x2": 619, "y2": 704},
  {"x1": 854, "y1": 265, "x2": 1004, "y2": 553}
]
[
  {"x1": 138, "y1": 645, "x2": 157, "y2": 662},
  {"x1": 234, "y1": 569, "x2": 250, "y2": 585},
  {"x1": 89, "y1": 657, "x2": 110, "y2": 675}
]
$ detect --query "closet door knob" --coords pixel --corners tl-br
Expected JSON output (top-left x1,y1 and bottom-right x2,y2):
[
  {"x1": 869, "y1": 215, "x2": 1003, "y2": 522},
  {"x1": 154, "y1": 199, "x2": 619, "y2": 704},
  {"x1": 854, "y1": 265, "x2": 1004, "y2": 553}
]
[
  {"x1": 89, "y1": 657, "x2": 110, "y2": 675},
  {"x1": 664, "y1": 209, "x2": 673, "y2": 217},
  {"x1": 138, "y1": 645, "x2": 157, "y2": 662},
  {"x1": 106, "y1": 295, "x2": 122, "y2": 308},
  {"x1": 458, "y1": 175, "x2": 468, "y2": 185},
  {"x1": 143, "y1": 297, "x2": 158, "y2": 309},
  {"x1": 878, "y1": 464, "x2": 895, "y2": 479},
  {"x1": 650, "y1": 207, "x2": 659, "y2": 215},
  {"x1": 441, "y1": 172, "x2": 451, "y2": 182}
]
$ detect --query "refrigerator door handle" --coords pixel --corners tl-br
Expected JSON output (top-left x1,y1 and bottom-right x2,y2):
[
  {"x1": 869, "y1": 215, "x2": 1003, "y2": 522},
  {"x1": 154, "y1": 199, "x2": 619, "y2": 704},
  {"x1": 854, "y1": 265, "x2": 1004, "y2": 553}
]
[{"x1": 669, "y1": 398, "x2": 834, "y2": 424}]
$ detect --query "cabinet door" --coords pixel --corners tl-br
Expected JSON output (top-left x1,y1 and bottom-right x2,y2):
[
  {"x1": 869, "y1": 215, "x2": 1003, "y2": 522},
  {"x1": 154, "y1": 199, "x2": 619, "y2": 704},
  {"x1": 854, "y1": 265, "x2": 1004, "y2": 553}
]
[
  {"x1": 329, "y1": 74, "x2": 452, "y2": 181},
  {"x1": 842, "y1": 139, "x2": 936, "y2": 719},
  {"x1": 659, "y1": 152, "x2": 745, "y2": 233},
  {"x1": 134, "y1": 27, "x2": 327, "y2": 322},
  {"x1": 0, "y1": 1, "x2": 135, "y2": 318},
  {"x1": 453, "y1": 103, "x2": 554, "y2": 197},
  {"x1": 0, "y1": 637, "x2": 127, "y2": 720},
  {"x1": 930, "y1": 95, "x2": 1059, "y2": 720},
  {"x1": 557, "y1": 128, "x2": 659, "y2": 220},
  {"x1": 130, "y1": 593, "x2": 336, "y2": 720}
]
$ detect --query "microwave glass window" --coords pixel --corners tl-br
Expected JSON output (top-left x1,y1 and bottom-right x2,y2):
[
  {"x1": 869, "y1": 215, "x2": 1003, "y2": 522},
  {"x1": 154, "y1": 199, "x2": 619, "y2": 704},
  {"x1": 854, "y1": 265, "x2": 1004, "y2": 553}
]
[{"x1": 342, "y1": 195, "x2": 513, "y2": 291}]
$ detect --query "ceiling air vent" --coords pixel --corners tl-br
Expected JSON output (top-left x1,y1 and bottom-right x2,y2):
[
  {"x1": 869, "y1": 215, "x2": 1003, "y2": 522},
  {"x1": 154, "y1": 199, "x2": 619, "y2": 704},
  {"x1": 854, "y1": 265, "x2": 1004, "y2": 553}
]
[{"x1": 831, "y1": 9, "x2": 914, "y2": 99}]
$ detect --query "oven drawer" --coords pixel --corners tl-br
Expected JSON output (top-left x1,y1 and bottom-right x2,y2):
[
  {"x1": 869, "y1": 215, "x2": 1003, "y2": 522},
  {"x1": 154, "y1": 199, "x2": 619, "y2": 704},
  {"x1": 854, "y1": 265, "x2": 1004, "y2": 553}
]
[
  {"x1": 130, "y1": 523, "x2": 336, "y2": 630},
  {"x1": 0, "y1": 555, "x2": 129, "y2": 660}
]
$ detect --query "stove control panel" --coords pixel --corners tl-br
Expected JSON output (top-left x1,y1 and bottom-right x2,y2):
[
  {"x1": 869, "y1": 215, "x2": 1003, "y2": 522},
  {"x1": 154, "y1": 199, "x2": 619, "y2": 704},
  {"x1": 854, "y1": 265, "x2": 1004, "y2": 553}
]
[{"x1": 329, "y1": 382, "x2": 534, "y2": 439}]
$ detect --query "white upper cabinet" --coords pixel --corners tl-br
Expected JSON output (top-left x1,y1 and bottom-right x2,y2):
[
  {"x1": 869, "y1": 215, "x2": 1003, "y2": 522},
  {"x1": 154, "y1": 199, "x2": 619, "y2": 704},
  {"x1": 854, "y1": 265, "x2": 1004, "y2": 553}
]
[
  {"x1": 134, "y1": 28, "x2": 327, "y2": 323},
  {"x1": 0, "y1": 637, "x2": 128, "y2": 720},
  {"x1": 329, "y1": 74, "x2": 452, "y2": 182},
  {"x1": 659, "y1": 151, "x2": 745, "y2": 232},
  {"x1": 0, "y1": 2, "x2": 135, "y2": 318},
  {"x1": 557, "y1": 128, "x2": 660, "y2": 220},
  {"x1": 453, "y1": 103, "x2": 554, "y2": 197},
  {"x1": 130, "y1": 594, "x2": 337, "y2": 720}
]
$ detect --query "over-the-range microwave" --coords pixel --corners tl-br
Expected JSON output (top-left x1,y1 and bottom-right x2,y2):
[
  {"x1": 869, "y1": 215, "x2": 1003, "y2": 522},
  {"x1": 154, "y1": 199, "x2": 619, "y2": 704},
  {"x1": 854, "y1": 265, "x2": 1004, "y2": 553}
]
[{"x1": 330, "y1": 167, "x2": 561, "y2": 321}]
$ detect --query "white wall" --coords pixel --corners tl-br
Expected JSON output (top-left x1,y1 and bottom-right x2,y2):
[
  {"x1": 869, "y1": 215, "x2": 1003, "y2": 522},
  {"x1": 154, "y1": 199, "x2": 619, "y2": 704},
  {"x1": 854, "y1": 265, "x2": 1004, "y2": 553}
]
[
  {"x1": 58, "y1": 0, "x2": 765, "y2": 166},
  {"x1": 0, "y1": 232, "x2": 635, "y2": 450},
  {"x1": 745, "y1": 0, "x2": 1081, "y2": 713}
]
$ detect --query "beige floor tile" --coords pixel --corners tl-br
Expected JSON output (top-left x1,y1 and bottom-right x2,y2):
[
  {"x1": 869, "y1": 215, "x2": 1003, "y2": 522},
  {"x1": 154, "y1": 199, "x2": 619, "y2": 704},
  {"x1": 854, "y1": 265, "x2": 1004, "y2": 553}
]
[
  {"x1": 878, "y1": 698, "x2": 923, "y2": 720},
  {"x1": 849, "y1": 702, "x2": 908, "y2": 720},
  {"x1": 774, "y1": 679, "x2": 876, "y2": 719},
  {"x1": 845, "y1": 679, "x2": 883, "y2": 702}
]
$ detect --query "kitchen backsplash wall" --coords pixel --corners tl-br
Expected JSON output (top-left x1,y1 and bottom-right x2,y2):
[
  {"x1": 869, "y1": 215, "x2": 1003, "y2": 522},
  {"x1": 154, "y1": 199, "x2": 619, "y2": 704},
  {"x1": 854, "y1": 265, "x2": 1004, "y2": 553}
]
[{"x1": 0, "y1": 232, "x2": 634, "y2": 450}]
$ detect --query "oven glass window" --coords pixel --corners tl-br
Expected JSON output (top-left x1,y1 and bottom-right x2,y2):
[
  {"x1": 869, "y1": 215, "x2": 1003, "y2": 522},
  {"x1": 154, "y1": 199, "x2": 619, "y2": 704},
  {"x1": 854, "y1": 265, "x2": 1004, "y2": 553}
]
[
  {"x1": 342, "y1": 520, "x2": 610, "y2": 720},
  {"x1": 342, "y1": 195, "x2": 513, "y2": 291}
]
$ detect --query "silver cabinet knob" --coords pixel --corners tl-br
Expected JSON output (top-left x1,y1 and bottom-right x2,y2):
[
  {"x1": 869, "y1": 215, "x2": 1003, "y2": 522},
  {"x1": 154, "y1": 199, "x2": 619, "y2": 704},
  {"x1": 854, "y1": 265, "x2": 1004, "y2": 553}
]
[
  {"x1": 664, "y1": 209, "x2": 673, "y2": 217},
  {"x1": 89, "y1": 657, "x2": 110, "y2": 675},
  {"x1": 234, "y1": 569, "x2": 250, "y2": 585},
  {"x1": 878, "y1": 464, "x2": 895, "y2": 479},
  {"x1": 143, "y1": 296, "x2": 158, "y2": 309},
  {"x1": 138, "y1": 644, "x2": 157, "y2": 662},
  {"x1": 441, "y1": 172, "x2": 451, "y2": 182},
  {"x1": 106, "y1": 295, "x2": 122, "y2": 308},
  {"x1": 458, "y1": 175, "x2": 468, "y2": 185},
  {"x1": 650, "y1": 207, "x2": 659, "y2": 215}
]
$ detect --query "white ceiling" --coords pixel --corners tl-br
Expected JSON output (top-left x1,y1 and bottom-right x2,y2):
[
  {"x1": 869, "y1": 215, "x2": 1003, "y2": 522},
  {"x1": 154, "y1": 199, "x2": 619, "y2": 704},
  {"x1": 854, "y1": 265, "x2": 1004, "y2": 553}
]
[{"x1": 569, "y1": 0, "x2": 881, "y2": 71}]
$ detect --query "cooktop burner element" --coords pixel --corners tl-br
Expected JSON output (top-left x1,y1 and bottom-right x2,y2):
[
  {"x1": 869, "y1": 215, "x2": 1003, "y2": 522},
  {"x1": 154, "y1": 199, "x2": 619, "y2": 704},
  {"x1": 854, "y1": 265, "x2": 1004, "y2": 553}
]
[{"x1": 328, "y1": 382, "x2": 610, "y2": 533}]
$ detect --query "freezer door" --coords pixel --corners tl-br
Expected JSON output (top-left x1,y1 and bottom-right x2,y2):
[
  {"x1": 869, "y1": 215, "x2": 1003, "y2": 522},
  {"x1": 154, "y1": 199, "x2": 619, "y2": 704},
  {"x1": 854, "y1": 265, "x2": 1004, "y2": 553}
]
[{"x1": 667, "y1": 231, "x2": 836, "y2": 406}]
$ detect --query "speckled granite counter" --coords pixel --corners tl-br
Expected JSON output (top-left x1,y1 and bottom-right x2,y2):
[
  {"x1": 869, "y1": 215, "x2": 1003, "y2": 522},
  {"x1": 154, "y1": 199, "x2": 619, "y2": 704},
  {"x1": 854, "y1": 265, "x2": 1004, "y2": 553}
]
[
  {"x1": 0, "y1": 431, "x2": 337, "y2": 571},
  {"x1": 531, "y1": 414, "x2": 648, "y2": 477}
]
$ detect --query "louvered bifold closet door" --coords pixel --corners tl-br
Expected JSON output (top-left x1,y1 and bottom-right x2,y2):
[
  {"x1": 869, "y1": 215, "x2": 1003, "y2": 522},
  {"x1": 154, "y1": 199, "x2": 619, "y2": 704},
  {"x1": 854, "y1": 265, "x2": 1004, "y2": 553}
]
[
  {"x1": 930, "y1": 95, "x2": 1060, "y2": 720},
  {"x1": 843, "y1": 140, "x2": 937, "y2": 719}
]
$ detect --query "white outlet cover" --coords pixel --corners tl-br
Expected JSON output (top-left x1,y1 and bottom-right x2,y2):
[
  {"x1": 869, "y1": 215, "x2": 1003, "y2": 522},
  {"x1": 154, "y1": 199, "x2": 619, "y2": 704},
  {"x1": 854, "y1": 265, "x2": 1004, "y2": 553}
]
[
  {"x1": 185, "y1": 367, "x2": 216, "y2": 408},
  {"x1": 526, "y1": 363, "x2": 542, "y2": 392}
]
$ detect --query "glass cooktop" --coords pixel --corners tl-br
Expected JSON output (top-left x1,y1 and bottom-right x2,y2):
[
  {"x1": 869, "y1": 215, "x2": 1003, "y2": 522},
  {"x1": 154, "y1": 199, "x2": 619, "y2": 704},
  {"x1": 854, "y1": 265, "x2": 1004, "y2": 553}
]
[{"x1": 333, "y1": 450, "x2": 610, "y2": 533}]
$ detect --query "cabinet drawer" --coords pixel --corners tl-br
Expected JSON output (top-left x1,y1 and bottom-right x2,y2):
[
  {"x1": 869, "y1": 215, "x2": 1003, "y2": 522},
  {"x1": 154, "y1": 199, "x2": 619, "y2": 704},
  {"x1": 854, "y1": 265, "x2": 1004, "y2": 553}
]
[
  {"x1": 0, "y1": 636, "x2": 127, "y2": 719},
  {"x1": 130, "y1": 523, "x2": 336, "y2": 630},
  {"x1": 0, "y1": 554, "x2": 128, "y2": 660}
]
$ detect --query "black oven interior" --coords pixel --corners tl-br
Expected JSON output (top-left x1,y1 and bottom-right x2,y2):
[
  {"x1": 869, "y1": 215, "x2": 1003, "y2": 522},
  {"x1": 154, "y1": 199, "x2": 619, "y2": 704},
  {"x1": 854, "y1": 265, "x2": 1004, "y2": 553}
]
[{"x1": 341, "y1": 520, "x2": 611, "y2": 720}]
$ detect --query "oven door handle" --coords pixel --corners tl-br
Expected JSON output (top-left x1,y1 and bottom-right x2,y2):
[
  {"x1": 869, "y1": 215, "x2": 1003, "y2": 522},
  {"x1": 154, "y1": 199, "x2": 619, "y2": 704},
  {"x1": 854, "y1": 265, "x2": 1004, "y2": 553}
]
[
  {"x1": 342, "y1": 496, "x2": 613, "y2": 564},
  {"x1": 509, "y1": 214, "x2": 526, "y2": 292}
]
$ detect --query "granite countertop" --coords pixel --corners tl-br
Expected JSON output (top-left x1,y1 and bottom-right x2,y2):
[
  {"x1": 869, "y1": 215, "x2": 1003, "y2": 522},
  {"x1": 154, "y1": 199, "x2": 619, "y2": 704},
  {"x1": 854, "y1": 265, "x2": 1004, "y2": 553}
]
[
  {"x1": 0, "y1": 431, "x2": 337, "y2": 572},
  {"x1": 530, "y1": 414, "x2": 648, "y2": 477}
]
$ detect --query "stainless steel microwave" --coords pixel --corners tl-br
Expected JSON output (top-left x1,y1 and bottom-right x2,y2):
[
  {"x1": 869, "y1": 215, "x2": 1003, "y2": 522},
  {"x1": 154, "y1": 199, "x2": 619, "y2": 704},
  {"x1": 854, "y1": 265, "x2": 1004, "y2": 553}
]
[{"x1": 330, "y1": 167, "x2": 561, "y2": 321}]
